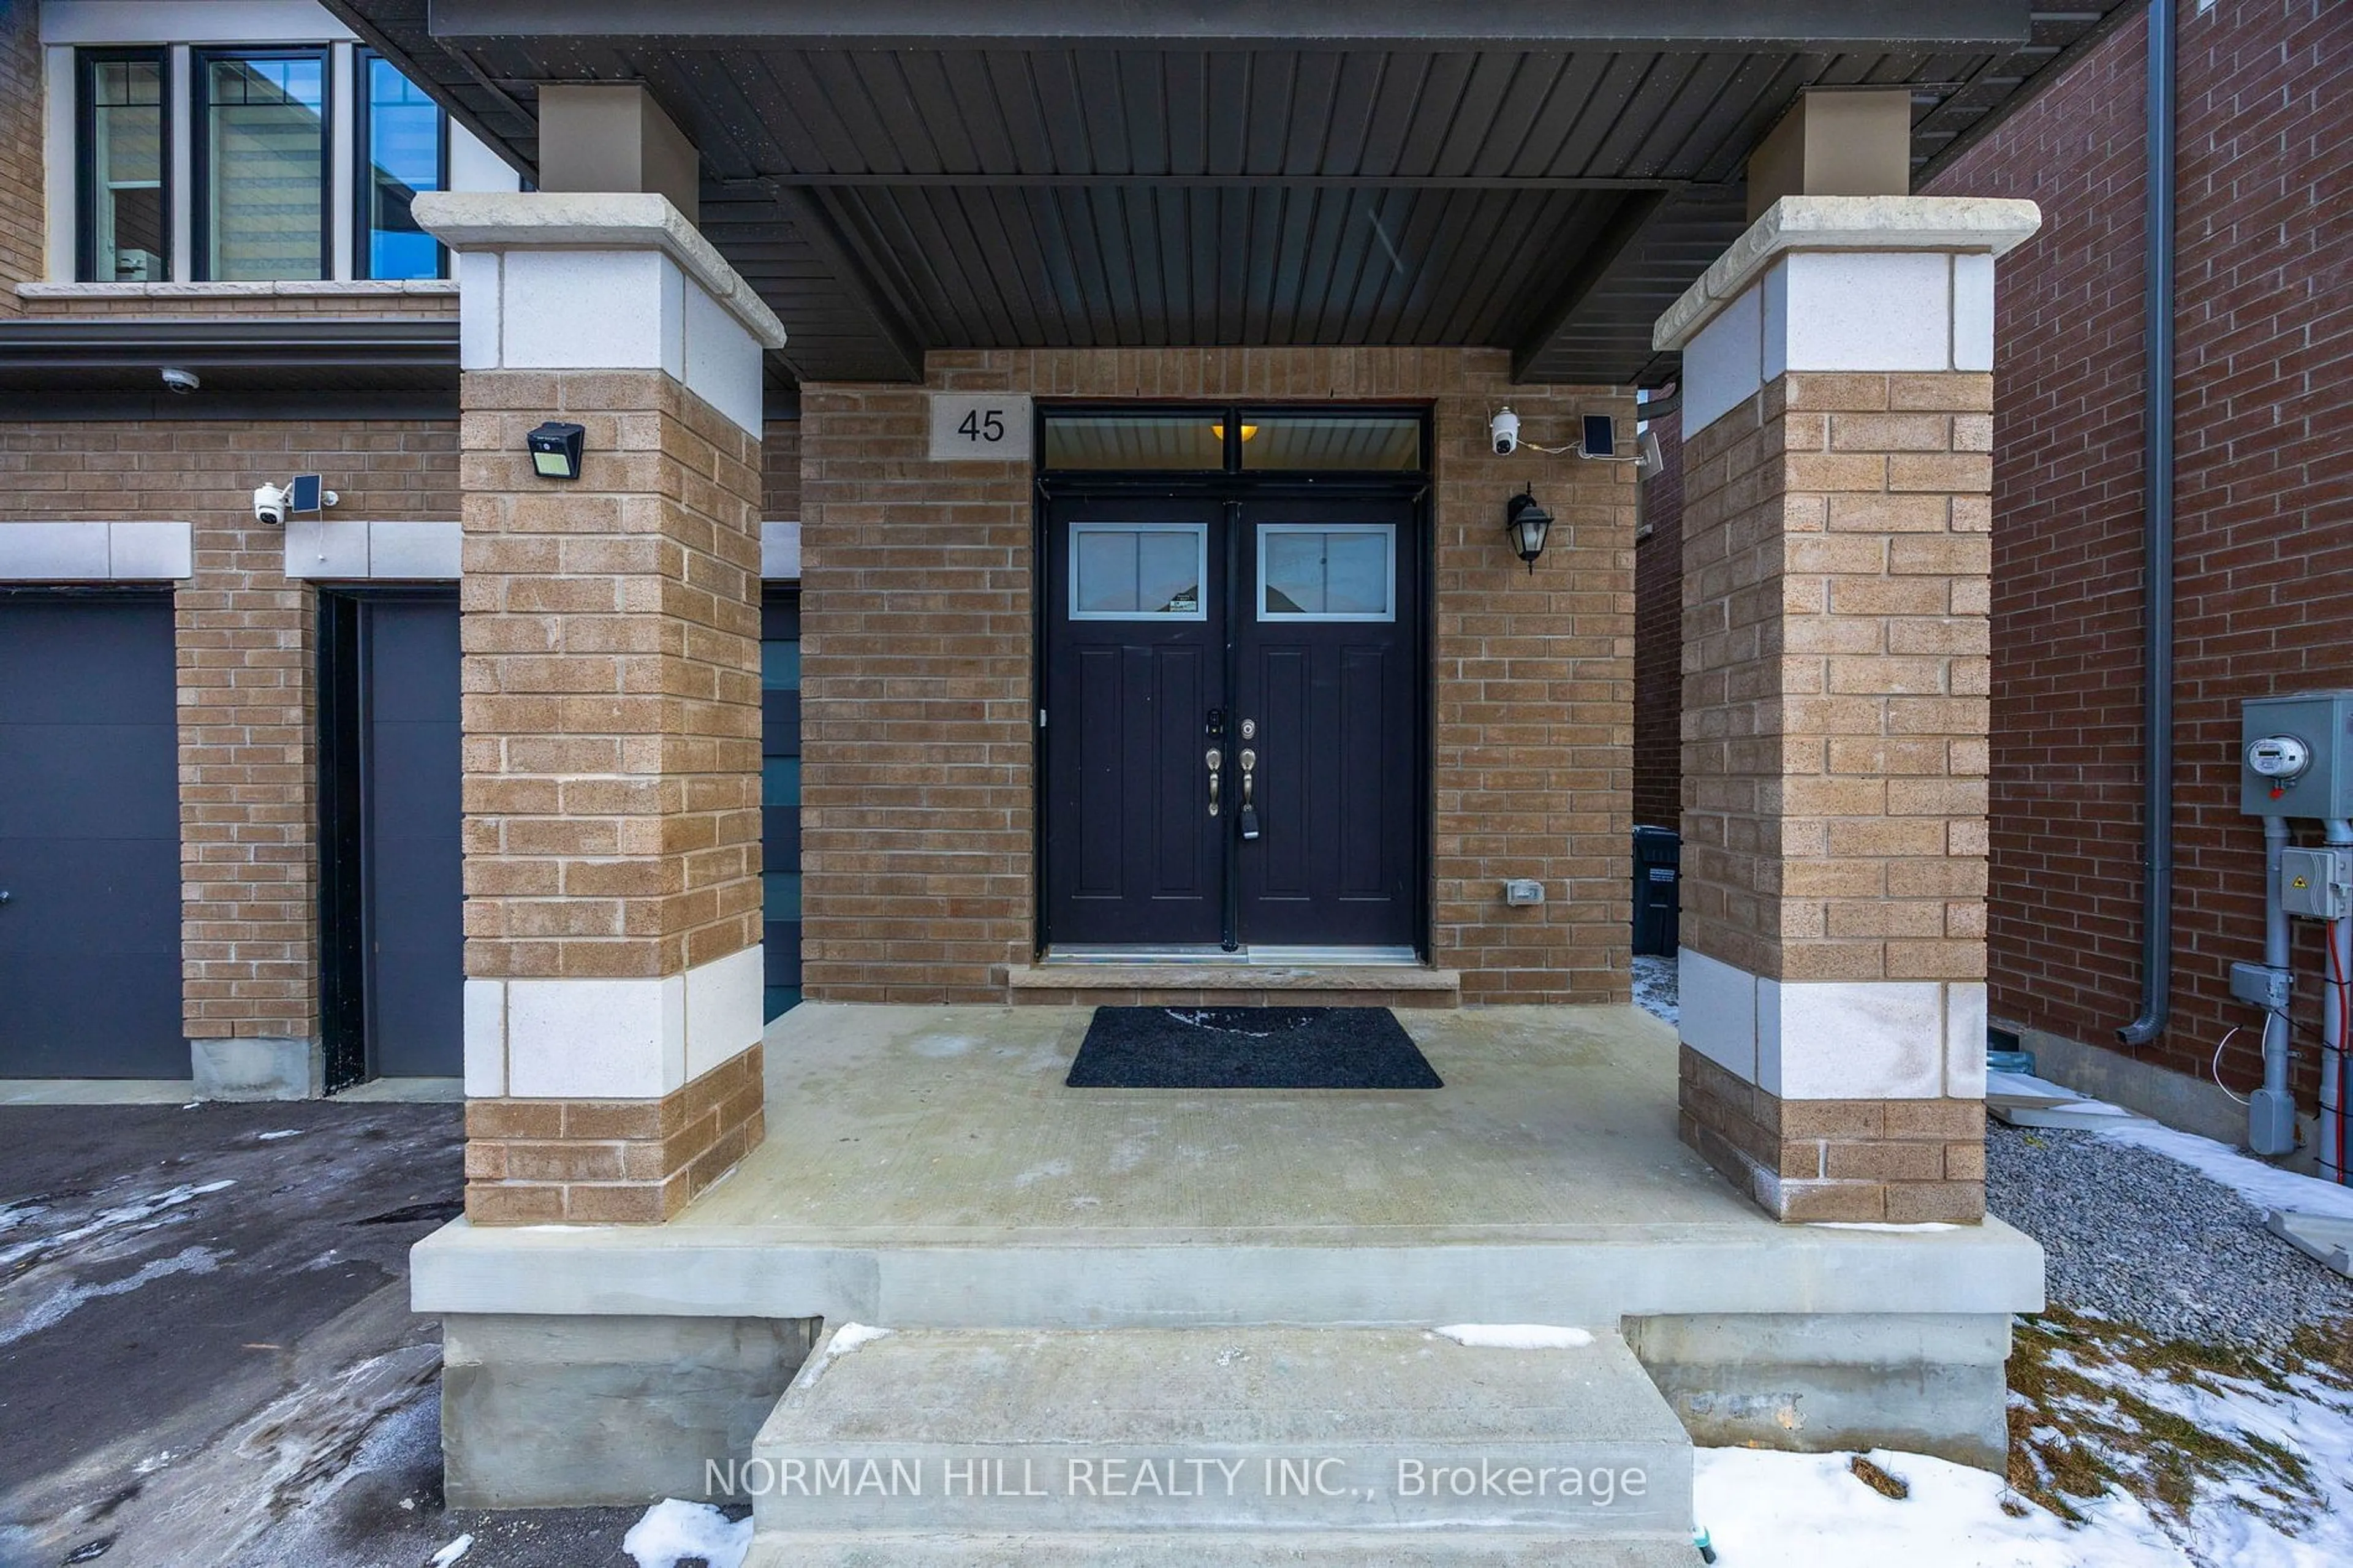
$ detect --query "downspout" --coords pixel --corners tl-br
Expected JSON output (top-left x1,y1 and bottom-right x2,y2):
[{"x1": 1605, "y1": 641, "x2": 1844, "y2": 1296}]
[{"x1": 2119, "y1": 0, "x2": 2177, "y2": 1047}]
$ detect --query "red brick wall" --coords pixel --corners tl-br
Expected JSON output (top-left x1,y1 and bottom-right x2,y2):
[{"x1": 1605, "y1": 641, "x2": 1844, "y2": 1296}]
[
  {"x1": 0, "y1": 0, "x2": 41, "y2": 311},
  {"x1": 1633, "y1": 409, "x2": 1684, "y2": 830},
  {"x1": 1927, "y1": 0, "x2": 2353, "y2": 1098}
]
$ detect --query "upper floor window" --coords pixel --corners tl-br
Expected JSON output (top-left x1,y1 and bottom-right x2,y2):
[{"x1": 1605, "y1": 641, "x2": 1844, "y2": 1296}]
[
  {"x1": 358, "y1": 51, "x2": 446, "y2": 280},
  {"x1": 78, "y1": 50, "x2": 169, "y2": 282},
  {"x1": 72, "y1": 43, "x2": 455, "y2": 284},
  {"x1": 197, "y1": 48, "x2": 329, "y2": 281}
]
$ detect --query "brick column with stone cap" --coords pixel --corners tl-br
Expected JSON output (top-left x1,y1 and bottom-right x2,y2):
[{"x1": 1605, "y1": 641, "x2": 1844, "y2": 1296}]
[
  {"x1": 1653, "y1": 195, "x2": 2042, "y2": 1224},
  {"x1": 414, "y1": 191, "x2": 789, "y2": 1224}
]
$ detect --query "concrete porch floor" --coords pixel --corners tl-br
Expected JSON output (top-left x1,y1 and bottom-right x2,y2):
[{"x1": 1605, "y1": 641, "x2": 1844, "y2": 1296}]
[
  {"x1": 422, "y1": 1004, "x2": 2044, "y2": 1497},
  {"x1": 415, "y1": 1002, "x2": 2042, "y2": 1327}
]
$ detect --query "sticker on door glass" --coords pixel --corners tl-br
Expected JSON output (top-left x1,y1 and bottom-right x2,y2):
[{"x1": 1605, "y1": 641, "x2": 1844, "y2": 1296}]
[
  {"x1": 1257, "y1": 525, "x2": 1395, "y2": 620},
  {"x1": 1069, "y1": 523, "x2": 1208, "y2": 620}
]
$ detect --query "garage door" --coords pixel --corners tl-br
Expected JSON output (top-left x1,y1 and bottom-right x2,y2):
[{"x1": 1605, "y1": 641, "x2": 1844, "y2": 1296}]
[{"x1": 0, "y1": 593, "x2": 185, "y2": 1078}]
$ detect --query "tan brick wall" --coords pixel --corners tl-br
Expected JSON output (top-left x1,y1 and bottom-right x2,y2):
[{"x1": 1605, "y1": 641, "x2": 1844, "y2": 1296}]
[
  {"x1": 1679, "y1": 371, "x2": 1992, "y2": 985},
  {"x1": 762, "y1": 420, "x2": 800, "y2": 520},
  {"x1": 800, "y1": 348, "x2": 1634, "y2": 1004},
  {"x1": 1676, "y1": 367, "x2": 1992, "y2": 1223},
  {"x1": 465, "y1": 1045, "x2": 765, "y2": 1224},
  {"x1": 0, "y1": 420, "x2": 461, "y2": 1039},
  {"x1": 457, "y1": 369, "x2": 765, "y2": 982},
  {"x1": 0, "y1": 1, "x2": 41, "y2": 313}
]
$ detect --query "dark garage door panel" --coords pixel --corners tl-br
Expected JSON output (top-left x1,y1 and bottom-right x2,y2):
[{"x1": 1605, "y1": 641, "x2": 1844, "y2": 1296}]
[
  {"x1": 0, "y1": 596, "x2": 185, "y2": 1078},
  {"x1": 363, "y1": 597, "x2": 464, "y2": 1079}
]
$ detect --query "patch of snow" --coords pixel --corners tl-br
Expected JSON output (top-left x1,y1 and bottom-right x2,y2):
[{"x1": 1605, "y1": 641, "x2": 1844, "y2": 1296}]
[
  {"x1": 1431, "y1": 1324, "x2": 1596, "y2": 1350},
  {"x1": 2095, "y1": 1119, "x2": 2353, "y2": 1224},
  {"x1": 1012, "y1": 1160, "x2": 1072, "y2": 1189},
  {"x1": 1810, "y1": 1221, "x2": 1962, "y2": 1233},
  {"x1": 427, "y1": 1534, "x2": 473, "y2": 1567},
  {"x1": 256, "y1": 1129, "x2": 305, "y2": 1141},
  {"x1": 1631, "y1": 953, "x2": 1678, "y2": 1024},
  {"x1": 1695, "y1": 1447, "x2": 2189, "y2": 1567},
  {"x1": 0, "y1": 1244, "x2": 229, "y2": 1346},
  {"x1": 0, "y1": 1178, "x2": 235, "y2": 1268},
  {"x1": 825, "y1": 1323, "x2": 892, "y2": 1360},
  {"x1": 621, "y1": 1499, "x2": 751, "y2": 1568}
]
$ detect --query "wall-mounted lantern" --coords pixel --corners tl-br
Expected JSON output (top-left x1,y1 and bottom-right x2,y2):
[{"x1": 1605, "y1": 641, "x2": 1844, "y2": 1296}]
[
  {"x1": 526, "y1": 420, "x2": 586, "y2": 480},
  {"x1": 1505, "y1": 490, "x2": 1553, "y2": 573}
]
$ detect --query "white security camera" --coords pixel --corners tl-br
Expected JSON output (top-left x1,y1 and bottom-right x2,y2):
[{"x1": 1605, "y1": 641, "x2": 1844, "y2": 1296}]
[
  {"x1": 252, "y1": 483, "x2": 290, "y2": 526},
  {"x1": 252, "y1": 475, "x2": 338, "y2": 526},
  {"x1": 1490, "y1": 406, "x2": 1521, "y2": 456},
  {"x1": 160, "y1": 366, "x2": 200, "y2": 395}
]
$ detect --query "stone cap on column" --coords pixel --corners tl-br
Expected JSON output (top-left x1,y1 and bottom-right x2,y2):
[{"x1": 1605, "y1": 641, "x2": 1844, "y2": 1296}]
[
  {"x1": 1654, "y1": 195, "x2": 2042, "y2": 354},
  {"x1": 414, "y1": 190, "x2": 788, "y2": 349},
  {"x1": 1656, "y1": 195, "x2": 2042, "y2": 435},
  {"x1": 412, "y1": 191, "x2": 786, "y2": 436}
]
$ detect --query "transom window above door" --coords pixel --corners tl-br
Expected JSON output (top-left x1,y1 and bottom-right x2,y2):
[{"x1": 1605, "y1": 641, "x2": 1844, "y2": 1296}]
[
  {"x1": 1041, "y1": 407, "x2": 1425, "y2": 474},
  {"x1": 1069, "y1": 523, "x2": 1209, "y2": 621}
]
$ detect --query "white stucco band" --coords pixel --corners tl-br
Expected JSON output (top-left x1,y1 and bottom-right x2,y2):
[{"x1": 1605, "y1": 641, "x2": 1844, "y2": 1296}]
[
  {"x1": 412, "y1": 191, "x2": 787, "y2": 440},
  {"x1": 1656, "y1": 194, "x2": 2042, "y2": 434},
  {"x1": 0, "y1": 521, "x2": 192, "y2": 580},
  {"x1": 1677, "y1": 949, "x2": 1986, "y2": 1102},
  {"x1": 462, "y1": 945, "x2": 766, "y2": 1100}
]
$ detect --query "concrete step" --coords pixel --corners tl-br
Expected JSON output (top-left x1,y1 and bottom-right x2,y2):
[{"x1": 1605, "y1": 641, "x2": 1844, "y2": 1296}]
[
  {"x1": 1003, "y1": 963, "x2": 1461, "y2": 1009},
  {"x1": 743, "y1": 1531, "x2": 1696, "y2": 1567},
  {"x1": 746, "y1": 1325, "x2": 1694, "y2": 1564}
]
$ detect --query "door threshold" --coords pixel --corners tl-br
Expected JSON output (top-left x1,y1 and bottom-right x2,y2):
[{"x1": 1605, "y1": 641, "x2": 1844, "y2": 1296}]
[{"x1": 1040, "y1": 945, "x2": 1421, "y2": 968}]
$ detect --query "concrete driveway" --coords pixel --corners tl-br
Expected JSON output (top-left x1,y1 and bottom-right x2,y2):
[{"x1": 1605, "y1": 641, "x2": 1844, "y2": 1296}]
[{"x1": 0, "y1": 1100, "x2": 656, "y2": 1567}]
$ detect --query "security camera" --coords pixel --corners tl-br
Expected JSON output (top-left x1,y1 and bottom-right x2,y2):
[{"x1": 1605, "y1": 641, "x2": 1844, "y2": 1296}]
[
  {"x1": 1490, "y1": 406, "x2": 1521, "y2": 456},
  {"x1": 252, "y1": 482, "x2": 290, "y2": 527},
  {"x1": 159, "y1": 366, "x2": 200, "y2": 395},
  {"x1": 252, "y1": 474, "x2": 337, "y2": 526}
]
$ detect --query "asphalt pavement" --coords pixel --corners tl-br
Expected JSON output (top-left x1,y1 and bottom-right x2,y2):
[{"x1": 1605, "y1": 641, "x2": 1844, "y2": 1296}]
[{"x1": 0, "y1": 1100, "x2": 655, "y2": 1568}]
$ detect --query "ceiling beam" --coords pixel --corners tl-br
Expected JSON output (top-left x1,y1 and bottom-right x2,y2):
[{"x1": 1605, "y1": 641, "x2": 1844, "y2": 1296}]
[
  {"x1": 426, "y1": 0, "x2": 2034, "y2": 48},
  {"x1": 1508, "y1": 190, "x2": 1669, "y2": 384},
  {"x1": 760, "y1": 186, "x2": 928, "y2": 384}
]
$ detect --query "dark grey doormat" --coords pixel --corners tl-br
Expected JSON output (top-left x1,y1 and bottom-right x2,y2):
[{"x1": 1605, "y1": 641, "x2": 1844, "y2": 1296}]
[{"x1": 1066, "y1": 1006, "x2": 1443, "y2": 1089}]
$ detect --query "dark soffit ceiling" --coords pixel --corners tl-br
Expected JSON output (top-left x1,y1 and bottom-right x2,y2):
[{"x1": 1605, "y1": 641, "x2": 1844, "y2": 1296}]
[{"x1": 326, "y1": 1, "x2": 2142, "y2": 389}]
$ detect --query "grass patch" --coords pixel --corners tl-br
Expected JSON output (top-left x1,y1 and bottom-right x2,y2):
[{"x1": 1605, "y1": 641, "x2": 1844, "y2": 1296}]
[
  {"x1": 1847, "y1": 1456, "x2": 1909, "y2": 1499},
  {"x1": 2007, "y1": 1306, "x2": 2349, "y2": 1542}
]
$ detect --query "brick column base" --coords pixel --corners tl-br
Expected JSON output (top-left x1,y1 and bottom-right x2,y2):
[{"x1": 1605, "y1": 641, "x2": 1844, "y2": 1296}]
[
  {"x1": 464, "y1": 1045, "x2": 764, "y2": 1224},
  {"x1": 1680, "y1": 1047, "x2": 1985, "y2": 1223}
]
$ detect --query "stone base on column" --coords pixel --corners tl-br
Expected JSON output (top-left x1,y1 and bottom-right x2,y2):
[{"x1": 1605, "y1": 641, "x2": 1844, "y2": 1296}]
[
  {"x1": 463, "y1": 1043, "x2": 765, "y2": 1224},
  {"x1": 1680, "y1": 1047, "x2": 1984, "y2": 1223}
]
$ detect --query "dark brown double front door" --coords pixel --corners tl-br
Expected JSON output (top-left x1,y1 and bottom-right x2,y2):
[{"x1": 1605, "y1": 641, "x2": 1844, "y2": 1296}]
[{"x1": 1041, "y1": 493, "x2": 1423, "y2": 951}]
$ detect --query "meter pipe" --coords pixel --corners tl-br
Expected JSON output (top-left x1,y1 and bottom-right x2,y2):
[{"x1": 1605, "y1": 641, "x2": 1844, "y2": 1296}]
[
  {"x1": 2327, "y1": 819, "x2": 2353, "y2": 1184},
  {"x1": 2120, "y1": 0, "x2": 2177, "y2": 1048},
  {"x1": 2259, "y1": 816, "x2": 2292, "y2": 1112}
]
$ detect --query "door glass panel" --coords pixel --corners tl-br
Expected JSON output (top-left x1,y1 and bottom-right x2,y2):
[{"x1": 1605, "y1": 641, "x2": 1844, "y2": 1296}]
[
  {"x1": 1257, "y1": 525, "x2": 1396, "y2": 621},
  {"x1": 1241, "y1": 414, "x2": 1422, "y2": 471},
  {"x1": 202, "y1": 51, "x2": 327, "y2": 281},
  {"x1": 1070, "y1": 524, "x2": 1208, "y2": 620},
  {"x1": 85, "y1": 56, "x2": 169, "y2": 282}
]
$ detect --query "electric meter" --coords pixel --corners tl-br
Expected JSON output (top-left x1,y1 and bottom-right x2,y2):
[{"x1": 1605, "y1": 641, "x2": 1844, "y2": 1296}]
[{"x1": 2247, "y1": 735, "x2": 2312, "y2": 781}]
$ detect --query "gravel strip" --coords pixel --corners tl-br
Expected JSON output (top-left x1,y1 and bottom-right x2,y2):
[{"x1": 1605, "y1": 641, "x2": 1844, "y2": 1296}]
[{"x1": 1987, "y1": 1119, "x2": 2353, "y2": 1347}]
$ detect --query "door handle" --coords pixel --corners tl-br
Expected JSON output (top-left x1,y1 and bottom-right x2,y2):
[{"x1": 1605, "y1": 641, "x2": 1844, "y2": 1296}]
[
  {"x1": 1206, "y1": 748, "x2": 1222, "y2": 817},
  {"x1": 1238, "y1": 746, "x2": 1260, "y2": 841}
]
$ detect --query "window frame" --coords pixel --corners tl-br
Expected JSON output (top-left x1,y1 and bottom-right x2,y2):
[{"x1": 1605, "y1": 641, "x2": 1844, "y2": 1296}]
[
  {"x1": 1254, "y1": 522, "x2": 1399, "y2": 623},
  {"x1": 1066, "y1": 521, "x2": 1213, "y2": 623},
  {"x1": 351, "y1": 47, "x2": 450, "y2": 281},
  {"x1": 75, "y1": 47, "x2": 174, "y2": 286},
  {"x1": 191, "y1": 44, "x2": 334, "y2": 284}
]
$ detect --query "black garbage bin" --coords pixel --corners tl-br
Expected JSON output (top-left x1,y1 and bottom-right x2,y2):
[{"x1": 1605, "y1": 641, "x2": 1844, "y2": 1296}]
[{"x1": 1631, "y1": 825, "x2": 1680, "y2": 957}]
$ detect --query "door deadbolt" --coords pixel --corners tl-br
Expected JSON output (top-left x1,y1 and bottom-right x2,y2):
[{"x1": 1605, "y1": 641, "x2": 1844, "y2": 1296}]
[{"x1": 1239, "y1": 718, "x2": 1257, "y2": 740}]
